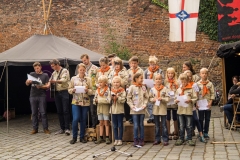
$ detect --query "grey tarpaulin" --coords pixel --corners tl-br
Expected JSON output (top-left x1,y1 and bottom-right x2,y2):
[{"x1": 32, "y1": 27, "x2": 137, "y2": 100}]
[{"x1": 0, "y1": 34, "x2": 104, "y2": 66}]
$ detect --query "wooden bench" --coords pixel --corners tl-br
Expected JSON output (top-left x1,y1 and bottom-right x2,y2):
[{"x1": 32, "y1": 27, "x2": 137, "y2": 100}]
[{"x1": 96, "y1": 120, "x2": 156, "y2": 142}]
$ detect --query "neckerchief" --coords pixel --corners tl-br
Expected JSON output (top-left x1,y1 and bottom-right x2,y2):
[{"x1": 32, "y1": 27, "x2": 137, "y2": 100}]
[
  {"x1": 200, "y1": 81, "x2": 209, "y2": 97},
  {"x1": 148, "y1": 65, "x2": 160, "y2": 79},
  {"x1": 168, "y1": 79, "x2": 178, "y2": 90},
  {"x1": 98, "y1": 66, "x2": 110, "y2": 75},
  {"x1": 154, "y1": 84, "x2": 164, "y2": 98},
  {"x1": 97, "y1": 86, "x2": 108, "y2": 97},
  {"x1": 181, "y1": 83, "x2": 192, "y2": 95}
]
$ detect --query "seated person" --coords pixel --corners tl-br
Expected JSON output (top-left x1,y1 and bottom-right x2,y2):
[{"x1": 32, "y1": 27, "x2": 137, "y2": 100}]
[{"x1": 221, "y1": 76, "x2": 240, "y2": 129}]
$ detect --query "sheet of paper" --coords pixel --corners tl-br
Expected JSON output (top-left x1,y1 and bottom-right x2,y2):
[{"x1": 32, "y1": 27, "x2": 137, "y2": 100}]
[
  {"x1": 74, "y1": 86, "x2": 86, "y2": 93},
  {"x1": 133, "y1": 107, "x2": 143, "y2": 112},
  {"x1": 27, "y1": 74, "x2": 41, "y2": 84},
  {"x1": 169, "y1": 91, "x2": 174, "y2": 96},
  {"x1": 177, "y1": 95, "x2": 188, "y2": 107},
  {"x1": 155, "y1": 100, "x2": 160, "y2": 106},
  {"x1": 143, "y1": 79, "x2": 154, "y2": 88},
  {"x1": 197, "y1": 99, "x2": 209, "y2": 110},
  {"x1": 167, "y1": 98, "x2": 175, "y2": 105}
]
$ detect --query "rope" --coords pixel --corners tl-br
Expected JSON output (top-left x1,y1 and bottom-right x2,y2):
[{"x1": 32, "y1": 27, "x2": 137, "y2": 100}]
[{"x1": 0, "y1": 61, "x2": 7, "y2": 83}]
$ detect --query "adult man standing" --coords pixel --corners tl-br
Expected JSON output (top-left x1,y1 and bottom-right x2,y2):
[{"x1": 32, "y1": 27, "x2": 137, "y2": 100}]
[
  {"x1": 49, "y1": 59, "x2": 71, "y2": 135},
  {"x1": 26, "y1": 62, "x2": 50, "y2": 134},
  {"x1": 75, "y1": 54, "x2": 99, "y2": 128}
]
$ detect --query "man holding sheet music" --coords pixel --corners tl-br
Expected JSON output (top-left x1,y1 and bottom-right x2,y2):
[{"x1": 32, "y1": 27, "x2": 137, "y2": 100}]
[
  {"x1": 49, "y1": 59, "x2": 71, "y2": 136},
  {"x1": 26, "y1": 62, "x2": 50, "y2": 134}
]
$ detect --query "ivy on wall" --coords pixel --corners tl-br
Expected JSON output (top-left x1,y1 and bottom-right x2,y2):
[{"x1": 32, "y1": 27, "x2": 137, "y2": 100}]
[{"x1": 151, "y1": 0, "x2": 218, "y2": 41}]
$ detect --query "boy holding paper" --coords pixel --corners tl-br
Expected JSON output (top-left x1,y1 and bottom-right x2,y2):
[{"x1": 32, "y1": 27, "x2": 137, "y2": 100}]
[
  {"x1": 93, "y1": 75, "x2": 111, "y2": 144},
  {"x1": 175, "y1": 74, "x2": 197, "y2": 146},
  {"x1": 149, "y1": 74, "x2": 169, "y2": 146},
  {"x1": 196, "y1": 68, "x2": 215, "y2": 140},
  {"x1": 144, "y1": 56, "x2": 164, "y2": 123}
]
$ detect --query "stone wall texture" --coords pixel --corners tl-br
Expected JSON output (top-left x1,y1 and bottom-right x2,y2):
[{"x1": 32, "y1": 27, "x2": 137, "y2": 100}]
[{"x1": 0, "y1": 0, "x2": 222, "y2": 88}]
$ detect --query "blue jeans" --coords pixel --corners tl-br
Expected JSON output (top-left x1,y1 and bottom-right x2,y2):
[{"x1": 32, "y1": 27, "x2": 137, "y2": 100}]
[
  {"x1": 112, "y1": 114, "x2": 124, "y2": 140},
  {"x1": 154, "y1": 115, "x2": 168, "y2": 142},
  {"x1": 54, "y1": 90, "x2": 70, "y2": 130},
  {"x1": 192, "y1": 110, "x2": 202, "y2": 133},
  {"x1": 224, "y1": 104, "x2": 233, "y2": 124},
  {"x1": 147, "y1": 102, "x2": 154, "y2": 120},
  {"x1": 30, "y1": 97, "x2": 48, "y2": 130},
  {"x1": 72, "y1": 105, "x2": 89, "y2": 139},
  {"x1": 132, "y1": 114, "x2": 145, "y2": 139},
  {"x1": 198, "y1": 110, "x2": 211, "y2": 134},
  {"x1": 178, "y1": 115, "x2": 192, "y2": 140}
]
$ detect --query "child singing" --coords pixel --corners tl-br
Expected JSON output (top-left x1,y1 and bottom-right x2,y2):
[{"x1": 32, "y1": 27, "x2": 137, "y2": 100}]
[
  {"x1": 111, "y1": 76, "x2": 126, "y2": 146},
  {"x1": 175, "y1": 74, "x2": 197, "y2": 146},
  {"x1": 94, "y1": 75, "x2": 111, "y2": 144},
  {"x1": 185, "y1": 70, "x2": 207, "y2": 143},
  {"x1": 196, "y1": 68, "x2": 215, "y2": 140},
  {"x1": 149, "y1": 74, "x2": 169, "y2": 146},
  {"x1": 164, "y1": 67, "x2": 179, "y2": 140},
  {"x1": 144, "y1": 56, "x2": 164, "y2": 124},
  {"x1": 127, "y1": 73, "x2": 149, "y2": 146}
]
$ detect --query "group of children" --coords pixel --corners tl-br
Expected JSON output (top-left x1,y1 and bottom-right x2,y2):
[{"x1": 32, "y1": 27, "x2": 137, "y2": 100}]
[{"x1": 79, "y1": 55, "x2": 215, "y2": 147}]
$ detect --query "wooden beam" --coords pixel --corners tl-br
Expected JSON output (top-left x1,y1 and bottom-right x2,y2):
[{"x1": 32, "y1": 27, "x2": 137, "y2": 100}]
[
  {"x1": 211, "y1": 141, "x2": 240, "y2": 144},
  {"x1": 46, "y1": 0, "x2": 53, "y2": 20},
  {"x1": 221, "y1": 58, "x2": 227, "y2": 127}
]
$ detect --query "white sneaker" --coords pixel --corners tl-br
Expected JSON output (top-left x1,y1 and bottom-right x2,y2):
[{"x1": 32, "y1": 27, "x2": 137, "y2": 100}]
[
  {"x1": 65, "y1": 129, "x2": 70, "y2": 136},
  {"x1": 55, "y1": 129, "x2": 64, "y2": 135},
  {"x1": 114, "y1": 140, "x2": 118, "y2": 145},
  {"x1": 117, "y1": 140, "x2": 122, "y2": 146}
]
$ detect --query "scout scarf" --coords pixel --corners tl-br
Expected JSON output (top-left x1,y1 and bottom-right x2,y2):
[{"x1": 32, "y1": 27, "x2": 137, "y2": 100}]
[
  {"x1": 148, "y1": 65, "x2": 160, "y2": 79},
  {"x1": 200, "y1": 81, "x2": 209, "y2": 97},
  {"x1": 99, "y1": 66, "x2": 110, "y2": 75},
  {"x1": 111, "y1": 87, "x2": 125, "y2": 104},
  {"x1": 97, "y1": 86, "x2": 108, "y2": 97},
  {"x1": 181, "y1": 83, "x2": 192, "y2": 95},
  {"x1": 154, "y1": 84, "x2": 164, "y2": 98},
  {"x1": 168, "y1": 79, "x2": 178, "y2": 90}
]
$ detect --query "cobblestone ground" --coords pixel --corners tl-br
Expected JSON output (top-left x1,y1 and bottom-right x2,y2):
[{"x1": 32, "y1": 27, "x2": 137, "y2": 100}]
[{"x1": 0, "y1": 106, "x2": 240, "y2": 160}]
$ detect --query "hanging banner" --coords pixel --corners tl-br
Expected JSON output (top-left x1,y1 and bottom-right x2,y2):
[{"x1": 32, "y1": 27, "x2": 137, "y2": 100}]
[
  {"x1": 217, "y1": 0, "x2": 240, "y2": 42},
  {"x1": 168, "y1": 0, "x2": 200, "y2": 42}
]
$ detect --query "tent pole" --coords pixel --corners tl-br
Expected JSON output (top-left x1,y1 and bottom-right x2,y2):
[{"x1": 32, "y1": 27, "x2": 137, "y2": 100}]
[{"x1": 6, "y1": 64, "x2": 9, "y2": 133}]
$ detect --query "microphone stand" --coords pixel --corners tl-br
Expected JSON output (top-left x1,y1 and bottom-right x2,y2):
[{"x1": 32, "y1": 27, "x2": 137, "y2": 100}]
[{"x1": 93, "y1": 69, "x2": 132, "y2": 158}]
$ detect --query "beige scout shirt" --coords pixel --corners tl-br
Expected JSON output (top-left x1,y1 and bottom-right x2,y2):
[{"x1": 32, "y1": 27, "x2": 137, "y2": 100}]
[
  {"x1": 96, "y1": 68, "x2": 112, "y2": 84},
  {"x1": 111, "y1": 89, "x2": 126, "y2": 114},
  {"x1": 127, "y1": 67, "x2": 144, "y2": 87},
  {"x1": 149, "y1": 86, "x2": 169, "y2": 115},
  {"x1": 50, "y1": 68, "x2": 70, "y2": 91},
  {"x1": 197, "y1": 80, "x2": 215, "y2": 104},
  {"x1": 164, "y1": 80, "x2": 179, "y2": 109},
  {"x1": 143, "y1": 68, "x2": 165, "y2": 80},
  {"x1": 175, "y1": 87, "x2": 197, "y2": 115},
  {"x1": 127, "y1": 85, "x2": 149, "y2": 115},
  {"x1": 68, "y1": 76, "x2": 93, "y2": 106},
  {"x1": 108, "y1": 68, "x2": 128, "y2": 88},
  {"x1": 93, "y1": 88, "x2": 111, "y2": 116},
  {"x1": 75, "y1": 63, "x2": 99, "y2": 95}
]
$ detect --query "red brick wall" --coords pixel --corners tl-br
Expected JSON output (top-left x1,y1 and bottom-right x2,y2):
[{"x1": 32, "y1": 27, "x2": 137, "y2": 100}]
[{"x1": 0, "y1": 0, "x2": 222, "y2": 86}]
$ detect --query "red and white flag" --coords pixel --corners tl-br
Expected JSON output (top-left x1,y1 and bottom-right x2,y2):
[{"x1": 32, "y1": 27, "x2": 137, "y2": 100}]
[{"x1": 168, "y1": 0, "x2": 200, "y2": 42}]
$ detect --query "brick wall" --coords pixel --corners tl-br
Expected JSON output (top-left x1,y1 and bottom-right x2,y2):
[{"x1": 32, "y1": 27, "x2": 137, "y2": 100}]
[{"x1": 0, "y1": 0, "x2": 222, "y2": 87}]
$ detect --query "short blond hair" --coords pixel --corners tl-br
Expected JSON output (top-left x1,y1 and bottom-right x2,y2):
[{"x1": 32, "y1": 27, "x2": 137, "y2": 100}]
[
  {"x1": 154, "y1": 73, "x2": 163, "y2": 80},
  {"x1": 149, "y1": 56, "x2": 158, "y2": 64},
  {"x1": 98, "y1": 75, "x2": 108, "y2": 84},
  {"x1": 33, "y1": 62, "x2": 41, "y2": 67},
  {"x1": 78, "y1": 63, "x2": 86, "y2": 70},
  {"x1": 200, "y1": 68, "x2": 208, "y2": 73},
  {"x1": 165, "y1": 67, "x2": 177, "y2": 81},
  {"x1": 179, "y1": 73, "x2": 189, "y2": 82},
  {"x1": 112, "y1": 76, "x2": 122, "y2": 84}
]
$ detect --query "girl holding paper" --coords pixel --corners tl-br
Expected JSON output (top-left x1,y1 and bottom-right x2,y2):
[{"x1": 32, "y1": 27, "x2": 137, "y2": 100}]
[
  {"x1": 175, "y1": 74, "x2": 197, "y2": 146},
  {"x1": 111, "y1": 76, "x2": 126, "y2": 146},
  {"x1": 149, "y1": 74, "x2": 169, "y2": 146},
  {"x1": 68, "y1": 63, "x2": 93, "y2": 144},
  {"x1": 164, "y1": 67, "x2": 179, "y2": 140},
  {"x1": 185, "y1": 70, "x2": 207, "y2": 143},
  {"x1": 196, "y1": 68, "x2": 215, "y2": 140},
  {"x1": 127, "y1": 73, "x2": 149, "y2": 146}
]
